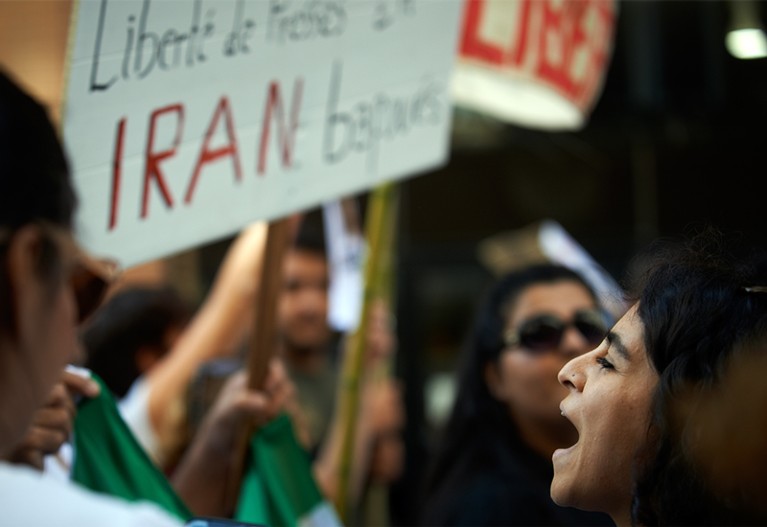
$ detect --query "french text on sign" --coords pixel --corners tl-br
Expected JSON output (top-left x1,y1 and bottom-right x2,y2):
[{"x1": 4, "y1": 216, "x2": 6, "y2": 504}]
[{"x1": 63, "y1": 0, "x2": 463, "y2": 266}]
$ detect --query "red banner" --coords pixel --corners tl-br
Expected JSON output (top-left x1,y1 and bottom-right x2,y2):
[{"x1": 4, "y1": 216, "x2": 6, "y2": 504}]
[{"x1": 454, "y1": 0, "x2": 616, "y2": 130}]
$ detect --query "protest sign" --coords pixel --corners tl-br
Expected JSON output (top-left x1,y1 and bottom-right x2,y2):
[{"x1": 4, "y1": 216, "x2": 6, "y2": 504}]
[
  {"x1": 63, "y1": 0, "x2": 462, "y2": 266},
  {"x1": 453, "y1": 0, "x2": 616, "y2": 130}
]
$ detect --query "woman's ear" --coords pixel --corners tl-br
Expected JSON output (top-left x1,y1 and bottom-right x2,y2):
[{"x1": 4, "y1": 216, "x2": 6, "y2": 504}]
[{"x1": 5, "y1": 225, "x2": 47, "y2": 341}]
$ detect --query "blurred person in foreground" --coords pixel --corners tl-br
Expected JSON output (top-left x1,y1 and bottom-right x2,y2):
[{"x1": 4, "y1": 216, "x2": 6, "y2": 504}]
[
  {"x1": 421, "y1": 264, "x2": 613, "y2": 526},
  {"x1": 0, "y1": 69, "x2": 182, "y2": 525},
  {"x1": 0, "y1": 69, "x2": 295, "y2": 521}
]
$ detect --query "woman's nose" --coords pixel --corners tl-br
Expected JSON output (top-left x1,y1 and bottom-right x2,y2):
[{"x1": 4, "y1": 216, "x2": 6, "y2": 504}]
[{"x1": 558, "y1": 352, "x2": 588, "y2": 391}]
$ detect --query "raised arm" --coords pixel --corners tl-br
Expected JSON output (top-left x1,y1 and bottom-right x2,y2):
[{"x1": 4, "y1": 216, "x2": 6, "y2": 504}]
[{"x1": 143, "y1": 223, "x2": 268, "y2": 463}]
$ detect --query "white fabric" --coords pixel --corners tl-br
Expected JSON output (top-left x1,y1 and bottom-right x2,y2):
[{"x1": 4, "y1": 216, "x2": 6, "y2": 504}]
[
  {"x1": 42, "y1": 441, "x2": 73, "y2": 482},
  {"x1": 0, "y1": 462, "x2": 182, "y2": 526},
  {"x1": 119, "y1": 376, "x2": 163, "y2": 465},
  {"x1": 298, "y1": 501, "x2": 343, "y2": 527}
]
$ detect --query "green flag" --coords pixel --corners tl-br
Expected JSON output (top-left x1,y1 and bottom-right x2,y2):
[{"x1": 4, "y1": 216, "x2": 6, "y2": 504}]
[
  {"x1": 235, "y1": 414, "x2": 341, "y2": 527},
  {"x1": 71, "y1": 374, "x2": 193, "y2": 522}
]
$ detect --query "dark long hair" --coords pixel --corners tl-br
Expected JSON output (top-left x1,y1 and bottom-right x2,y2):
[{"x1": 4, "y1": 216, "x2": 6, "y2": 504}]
[
  {"x1": 83, "y1": 286, "x2": 193, "y2": 398},
  {"x1": 0, "y1": 70, "x2": 76, "y2": 334},
  {"x1": 632, "y1": 233, "x2": 767, "y2": 525},
  {"x1": 422, "y1": 264, "x2": 599, "y2": 518},
  {"x1": 0, "y1": 71, "x2": 75, "y2": 231}
]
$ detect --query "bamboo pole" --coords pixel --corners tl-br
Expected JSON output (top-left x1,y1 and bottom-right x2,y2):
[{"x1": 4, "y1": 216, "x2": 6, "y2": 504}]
[
  {"x1": 333, "y1": 182, "x2": 397, "y2": 521},
  {"x1": 224, "y1": 217, "x2": 293, "y2": 514},
  {"x1": 372, "y1": 184, "x2": 399, "y2": 379},
  {"x1": 359, "y1": 185, "x2": 399, "y2": 524}
]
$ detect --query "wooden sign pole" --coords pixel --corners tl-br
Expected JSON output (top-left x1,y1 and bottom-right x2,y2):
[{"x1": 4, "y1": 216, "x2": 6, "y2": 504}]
[{"x1": 224, "y1": 216, "x2": 293, "y2": 514}]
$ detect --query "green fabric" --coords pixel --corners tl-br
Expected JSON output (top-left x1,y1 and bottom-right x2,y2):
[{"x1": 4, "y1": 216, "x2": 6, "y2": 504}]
[
  {"x1": 235, "y1": 413, "x2": 327, "y2": 526},
  {"x1": 71, "y1": 374, "x2": 193, "y2": 521}
]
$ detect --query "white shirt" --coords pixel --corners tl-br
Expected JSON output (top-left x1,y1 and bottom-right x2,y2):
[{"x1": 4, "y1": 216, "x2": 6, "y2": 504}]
[
  {"x1": 119, "y1": 375, "x2": 163, "y2": 465},
  {"x1": 0, "y1": 462, "x2": 183, "y2": 526}
]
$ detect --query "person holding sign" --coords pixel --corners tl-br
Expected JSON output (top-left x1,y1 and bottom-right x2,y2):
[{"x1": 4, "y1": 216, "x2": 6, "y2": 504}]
[
  {"x1": 119, "y1": 223, "x2": 275, "y2": 468},
  {"x1": 179, "y1": 208, "x2": 403, "y2": 522},
  {"x1": 0, "y1": 69, "x2": 182, "y2": 526},
  {"x1": 275, "y1": 215, "x2": 338, "y2": 453},
  {"x1": 275, "y1": 212, "x2": 404, "y2": 512}
]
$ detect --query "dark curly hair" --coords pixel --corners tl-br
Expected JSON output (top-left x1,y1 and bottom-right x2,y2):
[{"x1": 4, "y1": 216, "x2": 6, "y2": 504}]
[{"x1": 631, "y1": 231, "x2": 767, "y2": 525}]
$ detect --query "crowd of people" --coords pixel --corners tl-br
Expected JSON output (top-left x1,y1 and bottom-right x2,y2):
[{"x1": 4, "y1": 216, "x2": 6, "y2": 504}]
[{"x1": 3, "y1": 66, "x2": 767, "y2": 527}]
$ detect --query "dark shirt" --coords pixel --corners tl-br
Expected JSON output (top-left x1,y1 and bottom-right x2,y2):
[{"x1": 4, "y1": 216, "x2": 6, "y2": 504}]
[{"x1": 422, "y1": 437, "x2": 611, "y2": 526}]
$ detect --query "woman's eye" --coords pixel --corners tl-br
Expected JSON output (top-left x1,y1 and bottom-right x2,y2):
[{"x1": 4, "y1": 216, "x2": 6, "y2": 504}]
[{"x1": 596, "y1": 356, "x2": 615, "y2": 370}]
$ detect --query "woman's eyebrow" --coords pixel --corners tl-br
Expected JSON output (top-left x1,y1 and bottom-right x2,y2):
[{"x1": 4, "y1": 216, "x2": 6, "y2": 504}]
[{"x1": 606, "y1": 331, "x2": 630, "y2": 361}]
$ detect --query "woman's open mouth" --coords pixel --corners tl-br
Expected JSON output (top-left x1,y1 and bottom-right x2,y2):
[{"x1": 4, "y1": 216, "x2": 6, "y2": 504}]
[{"x1": 553, "y1": 404, "x2": 580, "y2": 461}]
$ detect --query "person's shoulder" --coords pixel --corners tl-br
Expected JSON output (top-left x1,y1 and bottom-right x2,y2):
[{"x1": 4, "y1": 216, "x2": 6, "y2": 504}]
[
  {"x1": 436, "y1": 469, "x2": 516, "y2": 514},
  {"x1": 426, "y1": 481, "x2": 520, "y2": 526},
  {"x1": 0, "y1": 462, "x2": 182, "y2": 527}
]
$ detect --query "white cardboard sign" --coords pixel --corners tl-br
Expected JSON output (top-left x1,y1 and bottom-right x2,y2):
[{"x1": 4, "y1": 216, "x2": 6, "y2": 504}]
[{"x1": 63, "y1": 0, "x2": 462, "y2": 267}]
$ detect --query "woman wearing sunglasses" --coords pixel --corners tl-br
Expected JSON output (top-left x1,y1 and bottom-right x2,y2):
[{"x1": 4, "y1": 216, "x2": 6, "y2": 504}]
[
  {"x1": 551, "y1": 236, "x2": 767, "y2": 526},
  {"x1": 421, "y1": 264, "x2": 614, "y2": 526}
]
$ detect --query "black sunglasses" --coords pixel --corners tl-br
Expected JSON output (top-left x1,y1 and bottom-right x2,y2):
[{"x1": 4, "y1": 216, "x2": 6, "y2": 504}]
[
  {"x1": 69, "y1": 258, "x2": 120, "y2": 323},
  {"x1": 38, "y1": 223, "x2": 121, "y2": 324},
  {"x1": 503, "y1": 310, "x2": 607, "y2": 352},
  {"x1": 2, "y1": 224, "x2": 120, "y2": 324}
]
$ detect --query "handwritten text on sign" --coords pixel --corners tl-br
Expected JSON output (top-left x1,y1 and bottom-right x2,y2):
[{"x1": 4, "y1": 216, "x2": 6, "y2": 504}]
[{"x1": 63, "y1": 0, "x2": 462, "y2": 267}]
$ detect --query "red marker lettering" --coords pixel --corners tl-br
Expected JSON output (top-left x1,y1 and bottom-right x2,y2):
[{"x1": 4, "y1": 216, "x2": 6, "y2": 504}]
[
  {"x1": 185, "y1": 96, "x2": 243, "y2": 204},
  {"x1": 141, "y1": 104, "x2": 183, "y2": 218},
  {"x1": 108, "y1": 117, "x2": 127, "y2": 230}
]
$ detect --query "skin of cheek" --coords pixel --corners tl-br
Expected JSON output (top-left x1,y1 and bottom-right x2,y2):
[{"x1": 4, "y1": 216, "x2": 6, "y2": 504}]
[
  {"x1": 500, "y1": 351, "x2": 571, "y2": 421},
  {"x1": 586, "y1": 307, "x2": 659, "y2": 512},
  {"x1": 5, "y1": 281, "x2": 74, "y2": 454},
  {"x1": 44, "y1": 284, "x2": 80, "y2": 383},
  {"x1": 580, "y1": 371, "x2": 658, "y2": 514}
]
